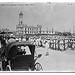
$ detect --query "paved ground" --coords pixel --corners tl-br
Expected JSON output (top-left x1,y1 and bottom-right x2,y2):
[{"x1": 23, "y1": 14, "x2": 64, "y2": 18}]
[{"x1": 36, "y1": 47, "x2": 75, "y2": 72}]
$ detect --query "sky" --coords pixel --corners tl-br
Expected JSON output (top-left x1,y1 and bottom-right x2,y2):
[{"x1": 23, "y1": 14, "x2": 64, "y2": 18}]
[{"x1": 0, "y1": 2, "x2": 75, "y2": 33}]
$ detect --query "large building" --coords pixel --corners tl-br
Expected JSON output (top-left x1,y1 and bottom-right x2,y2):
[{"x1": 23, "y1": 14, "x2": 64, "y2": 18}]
[{"x1": 16, "y1": 12, "x2": 42, "y2": 35}]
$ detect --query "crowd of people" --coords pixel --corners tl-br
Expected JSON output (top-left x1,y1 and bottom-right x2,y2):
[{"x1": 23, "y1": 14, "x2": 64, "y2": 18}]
[
  {"x1": 0, "y1": 34, "x2": 75, "y2": 50},
  {"x1": 0, "y1": 34, "x2": 51, "y2": 57},
  {"x1": 1, "y1": 34, "x2": 75, "y2": 57}
]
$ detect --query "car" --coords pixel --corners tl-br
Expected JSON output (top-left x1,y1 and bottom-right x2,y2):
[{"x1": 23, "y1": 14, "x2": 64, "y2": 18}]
[{"x1": 1, "y1": 41, "x2": 43, "y2": 71}]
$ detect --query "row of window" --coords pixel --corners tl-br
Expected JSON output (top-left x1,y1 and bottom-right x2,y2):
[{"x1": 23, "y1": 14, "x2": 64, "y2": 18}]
[
  {"x1": 16, "y1": 29, "x2": 41, "y2": 32},
  {"x1": 17, "y1": 31, "x2": 52, "y2": 33},
  {"x1": 17, "y1": 27, "x2": 41, "y2": 30},
  {"x1": 17, "y1": 31, "x2": 41, "y2": 34}
]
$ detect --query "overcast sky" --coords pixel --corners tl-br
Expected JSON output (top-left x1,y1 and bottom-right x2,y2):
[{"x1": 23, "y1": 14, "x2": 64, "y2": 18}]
[{"x1": 0, "y1": 2, "x2": 75, "y2": 32}]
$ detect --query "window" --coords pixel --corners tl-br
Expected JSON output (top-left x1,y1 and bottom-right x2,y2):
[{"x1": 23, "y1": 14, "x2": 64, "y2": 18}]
[
  {"x1": 25, "y1": 28, "x2": 26, "y2": 30},
  {"x1": 17, "y1": 46, "x2": 31, "y2": 55},
  {"x1": 28, "y1": 28, "x2": 29, "y2": 30}
]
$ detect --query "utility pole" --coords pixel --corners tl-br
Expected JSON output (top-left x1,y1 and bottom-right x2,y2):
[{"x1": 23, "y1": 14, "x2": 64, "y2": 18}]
[
  {"x1": 52, "y1": 26, "x2": 54, "y2": 36},
  {"x1": 47, "y1": 27, "x2": 48, "y2": 34},
  {"x1": 73, "y1": 26, "x2": 74, "y2": 34}
]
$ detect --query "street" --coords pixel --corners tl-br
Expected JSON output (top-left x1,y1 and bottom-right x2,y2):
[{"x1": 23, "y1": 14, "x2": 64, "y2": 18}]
[{"x1": 36, "y1": 47, "x2": 75, "y2": 72}]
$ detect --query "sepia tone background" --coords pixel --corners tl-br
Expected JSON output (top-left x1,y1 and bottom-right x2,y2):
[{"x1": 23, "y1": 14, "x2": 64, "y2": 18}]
[{"x1": 0, "y1": 3, "x2": 75, "y2": 33}]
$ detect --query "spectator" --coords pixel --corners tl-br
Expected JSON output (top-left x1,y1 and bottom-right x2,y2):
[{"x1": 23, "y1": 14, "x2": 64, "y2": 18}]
[{"x1": 8, "y1": 37, "x2": 16, "y2": 43}]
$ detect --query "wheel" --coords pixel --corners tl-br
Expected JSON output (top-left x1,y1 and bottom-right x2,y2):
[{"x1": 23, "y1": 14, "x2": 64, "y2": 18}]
[
  {"x1": 6, "y1": 65, "x2": 11, "y2": 71},
  {"x1": 2, "y1": 60, "x2": 6, "y2": 71},
  {"x1": 6, "y1": 66, "x2": 10, "y2": 71},
  {"x1": 0, "y1": 61, "x2": 3, "y2": 71},
  {"x1": 35, "y1": 63, "x2": 43, "y2": 71}
]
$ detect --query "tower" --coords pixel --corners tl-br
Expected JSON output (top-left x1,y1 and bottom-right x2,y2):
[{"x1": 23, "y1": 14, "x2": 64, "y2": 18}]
[{"x1": 19, "y1": 12, "x2": 23, "y2": 24}]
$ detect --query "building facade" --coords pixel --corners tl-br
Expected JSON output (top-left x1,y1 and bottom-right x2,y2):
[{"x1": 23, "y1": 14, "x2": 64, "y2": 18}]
[{"x1": 16, "y1": 12, "x2": 42, "y2": 35}]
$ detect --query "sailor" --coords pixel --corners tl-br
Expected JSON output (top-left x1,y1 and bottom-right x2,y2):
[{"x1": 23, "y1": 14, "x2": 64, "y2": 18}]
[{"x1": 45, "y1": 41, "x2": 49, "y2": 56}]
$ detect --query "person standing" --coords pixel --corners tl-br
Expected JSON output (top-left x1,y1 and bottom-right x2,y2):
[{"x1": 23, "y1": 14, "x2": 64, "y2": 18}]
[{"x1": 45, "y1": 41, "x2": 49, "y2": 56}]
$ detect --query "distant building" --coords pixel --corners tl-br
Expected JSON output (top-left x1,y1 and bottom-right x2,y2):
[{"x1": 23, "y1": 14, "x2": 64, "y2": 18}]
[
  {"x1": 55, "y1": 31, "x2": 71, "y2": 36},
  {"x1": 0, "y1": 28, "x2": 15, "y2": 37},
  {"x1": 1, "y1": 28, "x2": 9, "y2": 32},
  {"x1": 16, "y1": 12, "x2": 42, "y2": 35}
]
